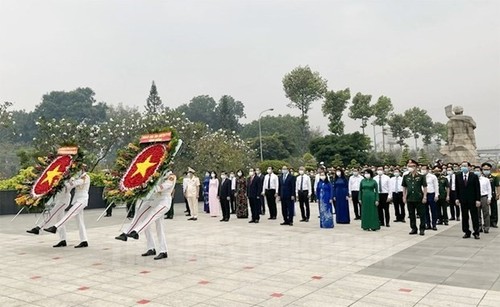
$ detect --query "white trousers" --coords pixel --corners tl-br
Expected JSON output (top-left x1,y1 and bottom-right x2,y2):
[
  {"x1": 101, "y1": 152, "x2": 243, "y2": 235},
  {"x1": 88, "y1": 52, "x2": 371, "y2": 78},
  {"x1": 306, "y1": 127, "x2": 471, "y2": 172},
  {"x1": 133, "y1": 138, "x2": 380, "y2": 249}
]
[
  {"x1": 39, "y1": 202, "x2": 67, "y2": 241},
  {"x1": 54, "y1": 199, "x2": 88, "y2": 242}
]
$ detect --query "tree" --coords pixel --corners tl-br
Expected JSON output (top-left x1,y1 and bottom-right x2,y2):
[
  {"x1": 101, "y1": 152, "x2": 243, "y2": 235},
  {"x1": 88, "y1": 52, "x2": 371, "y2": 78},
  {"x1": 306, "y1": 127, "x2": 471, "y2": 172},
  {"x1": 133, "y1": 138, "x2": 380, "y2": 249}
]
[
  {"x1": 331, "y1": 154, "x2": 343, "y2": 168},
  {"x1": 34, "y1": 87, "x2": 107, "y2": 123},
  {"x1": 248, "y1": 134, "x2": 292, "y2": 161},
  {"x1": 309, "y1": 132, "x2": 371, "y2": 166},
  {"x1": 176, "y1": 95, "x2": 217, "y2": 127},
  {"x1": 145, "y1": 81, "x2": 164, "y2": 114},
  {"x1": 399, "y1": 145, "x2": 411, "y2": 166},
  {"x1": 348, "y1": 92, "x2": 373, "y2": 134},
  {"x1": 282, "y1": 66, "x2": 328, "y2": 152},
  {"x1": 215, "y1": 95, "x2": 246, "y2": 132},
  {"x1": 404, "y1": 107, "x2": 433, "y2": 150},
  {"x1": 240, "y1": 114, "x2": 303, "y2": 157},
  {"x1": 372, "y1": 96, "x2": 393, "y2": 152},
  {"x1": 418, "y1": 148, "x2": 430, "y2": 166},
  {"x1": 432, "y1": 122, "x2": 448, "y2": 146},
  {"x1": 322, "y1": 88, "x2": 351, "y2": 135},
  {"x1": 387, "y1": 113, "x2": 411, "y2": 147}
]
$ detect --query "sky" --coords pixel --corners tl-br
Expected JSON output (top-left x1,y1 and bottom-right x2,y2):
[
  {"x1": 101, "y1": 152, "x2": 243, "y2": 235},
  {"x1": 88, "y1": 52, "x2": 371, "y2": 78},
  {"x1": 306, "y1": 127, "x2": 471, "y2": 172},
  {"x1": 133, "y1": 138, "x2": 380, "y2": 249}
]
[{"x1": 1, "y1": 0, "x2": 499, "y2": 149}]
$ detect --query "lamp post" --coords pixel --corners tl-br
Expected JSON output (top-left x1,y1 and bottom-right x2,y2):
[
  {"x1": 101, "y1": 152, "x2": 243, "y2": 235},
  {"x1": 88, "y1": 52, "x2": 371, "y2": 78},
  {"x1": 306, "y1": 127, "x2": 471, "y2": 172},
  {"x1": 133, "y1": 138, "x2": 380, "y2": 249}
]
[{"x1": 259, "y1": 108, "x2": 274, "y2": 161}]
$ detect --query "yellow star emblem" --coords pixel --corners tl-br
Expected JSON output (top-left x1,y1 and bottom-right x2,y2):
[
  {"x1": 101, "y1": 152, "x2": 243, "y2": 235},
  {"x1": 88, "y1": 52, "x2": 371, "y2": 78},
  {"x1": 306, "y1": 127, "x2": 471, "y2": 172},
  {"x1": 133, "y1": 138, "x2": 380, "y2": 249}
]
[
  {"x1": 41, "y1": 165, "x2": 63, "y2": 186},
  {"x1": 131, "y1": 155, "x2": 157, "y2": 178}
]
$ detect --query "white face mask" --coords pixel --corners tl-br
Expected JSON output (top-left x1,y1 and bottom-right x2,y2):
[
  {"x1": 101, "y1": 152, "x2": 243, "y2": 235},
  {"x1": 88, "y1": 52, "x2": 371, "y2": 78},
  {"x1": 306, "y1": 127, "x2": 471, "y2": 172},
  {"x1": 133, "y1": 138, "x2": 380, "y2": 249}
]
[
  {"x1": 319, "y1": 175, "x2": 326, "y2": 180},
  {"x1": 267, "y1": 169, "x2": 272, "y2": 174},
  {"x1": 421, "y1": 170, "x2": 428, "y2": 175},
  {"x1": 237, "y1": 172, "x2": 242, "y2": 176},
  {"x1": 221, "y1": 175, "x2": 227, "y2": 180},
  {"x1": 249, "y1": 171, "x2": 255, "y2": 176},
  {"x1": 364, "y1": 174, "x2": 371, "y2": 179},
  {"x1": 447, "y1": 171, "x2": 453, "y2": 175},
  {"x1": 407, "y1": 167, "x2": 415, "y2": 173},
  {"x1": 394, "y1": 172, "x2": 400, "y2": 177},
  {"x1": 211, "y1": 173, "x2": 215, "y2": 178},
  {"x1": 299, "y1": 170, "x2": 304, "y2": 175},
  {"x1": 230, "y1": 173, "x2": 234, "y2": 178},
  {"x1": 282, "y1": 169, "x2": 288, "y2": 174},
  {"x1": 377, "y1": 170, "x2": 383, "y2": 176},
  {"x1": 352, "y1": 171, "x2": 359, "y2": 176},
  {"x1": 336, "y1": 171, "x2": 341, "y2": 177}
]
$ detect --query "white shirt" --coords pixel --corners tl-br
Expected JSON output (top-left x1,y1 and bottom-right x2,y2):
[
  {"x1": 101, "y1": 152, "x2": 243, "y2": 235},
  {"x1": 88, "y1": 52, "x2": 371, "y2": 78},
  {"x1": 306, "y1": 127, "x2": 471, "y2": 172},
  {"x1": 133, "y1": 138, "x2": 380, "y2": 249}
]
[
  {"x1": 447, "y1": 173, "x2": 456, "y2": 191},
  {"x1": 389, "y1": 175, "x2": 403, "y2": 195},
  {"x1": 425, "y1": 173, "x2": 439, "y2": 197},
  {"x1": 262, "y1": 173, "x2": 279, "y2": 193},
  {"x1": 295, "y1": 174, "x2": 312, "y2": 194},
  {"x1": 480, "y1": 176, "x2": 492, "y2": 200},
  {"x1": 348, "y1": 175, "x2": 362, "y2": 193},
  {"x1": 153, "y1": 174, "x2": 177, "y2": 201},
  {"x1": 68, "y1": 173, "x2": 90, "y2": 200},
  {"x1": 374, "y1": 174, "x2": 390, "y2": 194},
  {"x1": 230, "y1": 176, "x2": 236, "y2": 190}
]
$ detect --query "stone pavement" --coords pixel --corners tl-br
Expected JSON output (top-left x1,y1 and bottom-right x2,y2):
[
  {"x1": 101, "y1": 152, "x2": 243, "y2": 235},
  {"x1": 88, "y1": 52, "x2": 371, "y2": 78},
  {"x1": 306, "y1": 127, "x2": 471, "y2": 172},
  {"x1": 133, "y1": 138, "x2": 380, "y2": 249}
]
[{"x1": 0, "y1": 203, "x2": 499, "y2": 307}]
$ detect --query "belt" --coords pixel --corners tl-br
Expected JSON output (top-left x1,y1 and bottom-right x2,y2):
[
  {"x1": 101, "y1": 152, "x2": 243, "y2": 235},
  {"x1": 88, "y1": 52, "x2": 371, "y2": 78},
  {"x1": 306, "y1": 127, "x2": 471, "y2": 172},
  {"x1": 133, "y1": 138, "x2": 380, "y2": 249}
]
[{"x1": 481, "y1": 195, "x2": 488, "y2": 198}]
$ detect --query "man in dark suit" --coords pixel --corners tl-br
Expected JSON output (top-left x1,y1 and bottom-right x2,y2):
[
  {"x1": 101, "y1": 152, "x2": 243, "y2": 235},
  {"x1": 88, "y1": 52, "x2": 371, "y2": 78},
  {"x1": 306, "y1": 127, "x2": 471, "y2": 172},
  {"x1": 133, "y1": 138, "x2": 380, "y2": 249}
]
[
  {"x1": 255, "y1": 168, "x2": 266, "y2": 215},
  {"x1": 455, "y1": 161, "x2": 481, "y2": 239},
  {"x1": 247, "y1": 168, "x2": 263, "y2": 223},
  {"x1": 278, "y1": 166, "x2": 296, "y2": 226},
  {"x1": 218, "y1": 171, "x2": 232, "y2": 222}
]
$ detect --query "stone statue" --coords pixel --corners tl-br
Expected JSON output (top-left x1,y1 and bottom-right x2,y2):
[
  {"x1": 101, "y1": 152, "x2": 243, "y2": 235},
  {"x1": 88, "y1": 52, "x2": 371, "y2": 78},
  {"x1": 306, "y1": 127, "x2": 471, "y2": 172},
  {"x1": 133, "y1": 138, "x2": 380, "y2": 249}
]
[{"x1": 440, "y1": 105, "x2": 478, "y2": 164}]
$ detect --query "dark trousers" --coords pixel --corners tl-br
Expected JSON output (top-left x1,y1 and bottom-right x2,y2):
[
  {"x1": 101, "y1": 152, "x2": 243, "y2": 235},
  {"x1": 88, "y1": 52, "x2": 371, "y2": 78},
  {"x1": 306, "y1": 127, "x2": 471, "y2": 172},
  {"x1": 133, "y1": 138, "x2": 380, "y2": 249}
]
[
  {"x1": 184, "y1": 197, "x2": 190, "y2": 215},
  {"x1": 281, "y1": 197, "x2": 294, "y2": 224},
  {"x1": 126, "y1": 202, "x2": 135, "y2": 218},
  {"x1": 265, "y1": 189, "x2": 277, "y2": 218},
  {"x1": 220, "y1": 197, "x2": 230, "y2": 221},
  {"x1": 310, "y1": 188, "x2": 316, "y2": 202},
  {"x1": 249, "y1": 197, "x2": 260, "y2": 222},
  {"x1": 165, "y1": 198, "x2": 175, "y2": 218},
  {"x1": 449, "y1": 191, "x2": 459, "y2": 219},
  {"x1": 392, "y1": 192, "x2": 405, "y2": 221},
  {"x1": 352, "y1": 191, "x2": 361, "y2": 218},
  {"x1": 491, "y1": 197, "x2": 498, "y2": 226},
  {"x1": 230, "y1": 192, "x2": 236, "y2": 213},
  {"x1": 461, "y1": 200, "x2": 480, "y2": 236},
  {"x1": 437, "y1": 198, "x2": 448, "y2": 223},
  {"x1": 298, "y1": 190, "x2": 310, "y2": 220},
  {"x1": 260, "y1": 195, "x2": 266, "y2": 215},
  {"x1": 105, "y1": 202, "x2": 115, "y2": 216},
  {"x1": 378, "y1": 193, "x2": 390, "y2": 226},
  {"x1": 425, "y1": 193, "x2": 438, "y2": 227},
  {"x1": 408, "y1": 201, "x2": 426, "y2": 231}
]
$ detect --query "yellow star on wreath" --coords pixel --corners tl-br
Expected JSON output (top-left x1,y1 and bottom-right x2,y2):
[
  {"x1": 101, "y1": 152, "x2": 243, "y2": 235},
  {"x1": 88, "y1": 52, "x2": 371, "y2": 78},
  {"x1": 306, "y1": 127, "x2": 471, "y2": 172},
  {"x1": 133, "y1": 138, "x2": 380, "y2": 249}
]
[
  {"x1": 41, "y1": 165, "x2": 63, "y2": 187},
  {"x1": 131, "y1": 155, "x2": 157, "y2": 178}
]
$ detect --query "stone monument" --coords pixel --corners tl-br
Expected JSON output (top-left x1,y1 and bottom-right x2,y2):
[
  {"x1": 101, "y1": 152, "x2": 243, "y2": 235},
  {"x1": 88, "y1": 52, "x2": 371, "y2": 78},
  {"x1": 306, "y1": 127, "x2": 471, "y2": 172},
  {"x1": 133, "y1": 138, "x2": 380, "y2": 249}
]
[{"x1": 440, "y1": 104, "x2": 479, "y2": 164}]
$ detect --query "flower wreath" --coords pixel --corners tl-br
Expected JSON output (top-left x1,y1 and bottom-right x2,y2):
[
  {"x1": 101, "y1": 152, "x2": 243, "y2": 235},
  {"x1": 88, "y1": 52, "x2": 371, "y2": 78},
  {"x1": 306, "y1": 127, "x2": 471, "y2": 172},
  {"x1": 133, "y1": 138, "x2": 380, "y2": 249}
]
[
  {"x1": 15, "y1": 146, "x2": 85, "y2": 208},
  {"x1": 104, "y1": 128, "x2": 179, "y2": 204}
]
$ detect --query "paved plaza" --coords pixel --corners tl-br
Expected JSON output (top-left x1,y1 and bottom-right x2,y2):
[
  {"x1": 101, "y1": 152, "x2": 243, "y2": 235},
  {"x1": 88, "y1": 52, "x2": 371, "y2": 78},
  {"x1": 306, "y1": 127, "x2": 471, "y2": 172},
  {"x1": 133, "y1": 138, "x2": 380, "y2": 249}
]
[{"x1": 1, "y1": 203, "x2": 499, "y2": 307}]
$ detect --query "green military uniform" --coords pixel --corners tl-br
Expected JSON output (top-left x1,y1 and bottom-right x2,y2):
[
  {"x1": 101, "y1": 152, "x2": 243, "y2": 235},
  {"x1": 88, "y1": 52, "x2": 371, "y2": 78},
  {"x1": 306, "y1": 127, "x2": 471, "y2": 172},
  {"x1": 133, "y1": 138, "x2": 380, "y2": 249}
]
[
  {"x1": 402, "y1": 172, "x2": 427, "y2": 233},
  {"x1": 437, "y1": 176, "x2": 449, "y2": 224},
  {"x1": 488, "y1": 175, "x2": 500, "y2": 227}
]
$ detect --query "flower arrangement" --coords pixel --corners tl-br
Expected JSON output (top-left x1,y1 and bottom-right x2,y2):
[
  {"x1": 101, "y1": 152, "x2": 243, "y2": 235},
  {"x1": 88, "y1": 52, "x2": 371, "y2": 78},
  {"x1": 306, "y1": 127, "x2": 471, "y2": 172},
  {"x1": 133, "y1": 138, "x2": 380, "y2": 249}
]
[
  {"x1": 15, "y1": 146, "x2": 85, "y2": 208},
  {"x1": 104, "y1": 127, "x2": 179, "y2": 204}
]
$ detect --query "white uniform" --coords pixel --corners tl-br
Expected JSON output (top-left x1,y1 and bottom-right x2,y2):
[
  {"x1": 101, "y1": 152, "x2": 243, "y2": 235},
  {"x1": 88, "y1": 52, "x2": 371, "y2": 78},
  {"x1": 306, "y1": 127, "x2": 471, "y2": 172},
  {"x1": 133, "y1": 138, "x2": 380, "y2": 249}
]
[
  {"x1": 54, "y1": 172, "x2": 90, "y2": 242},
  {"x1": 38, "y1": 183, "x2": 71, "y2": 241},
  {"x1": 125, "y1": 174, "x2": 176, "y2": 253}
]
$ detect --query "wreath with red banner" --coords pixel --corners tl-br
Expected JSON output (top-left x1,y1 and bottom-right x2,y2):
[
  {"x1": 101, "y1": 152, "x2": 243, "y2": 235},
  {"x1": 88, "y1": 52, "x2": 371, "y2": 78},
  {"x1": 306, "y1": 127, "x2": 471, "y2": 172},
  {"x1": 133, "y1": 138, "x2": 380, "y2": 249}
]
[
  {"x1": 104, "y1": 128, "x2": 179, "y2": 204},
  {"x1": 15, "y1": 147, "x2": 85, "y2": 208}
]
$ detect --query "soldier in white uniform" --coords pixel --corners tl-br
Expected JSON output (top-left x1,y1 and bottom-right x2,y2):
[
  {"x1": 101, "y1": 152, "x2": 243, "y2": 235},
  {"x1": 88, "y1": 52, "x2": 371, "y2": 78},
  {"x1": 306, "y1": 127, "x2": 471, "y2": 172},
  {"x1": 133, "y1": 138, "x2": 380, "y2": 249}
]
[
  {"x1": 115, "y1": 172, "x2": 176, "y2": 260},
  {"x1": 44, "y1": 166, "x2": 90, "y2": 248},
  {"x1": 26, "y1": 180, "x2": 71, "y2": 248}
]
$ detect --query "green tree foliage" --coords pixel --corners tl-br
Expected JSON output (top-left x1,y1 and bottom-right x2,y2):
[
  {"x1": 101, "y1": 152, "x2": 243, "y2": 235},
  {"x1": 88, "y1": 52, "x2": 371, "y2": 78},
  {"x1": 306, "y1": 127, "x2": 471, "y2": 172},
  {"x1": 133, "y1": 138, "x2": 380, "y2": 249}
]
[
  {"x1": 404, "y1": 107, "x2": 433, "y2": 149},
  {"x1": 145, "y1": 81, "x2": 164, "y2": 114},
  {"x1": 240, "y1": 114, "x2": 302, "y2": 156},
  {"x1": 309, "y1": 132, "x2": 371, "y2": 166},
  {"x1": 176, "y1": 95, "x2": 217, "y2": 126},
  {"x1": 282, "y1": 66, "x2": 327, "y2": 152},
  {"x1": 258, "y1": 160, "x2": 289, "y2": 173},
  {"x1": 387, "y1": 113, "x2": 411, "y2": 147},
  {"x1": 399, "y1": 145, "x2": 411, "y2": 166},
  {"x1": 348, "y1": 92, "x2": 373, "y2": 134},
  {"x1": 34, "y1": 87, "x2": 107, "y2": 123},
  {"x1": 302, "y1": 153, "x2": 317, "y2": 170},
  {"x1": 432, "y1": 122, "x2": 448, "y2": 145},
  {"x1": 215, "y1": 95, "x2": 246, "y2": 132},
  {"x1": 418, "y1": 148, "x2": 430, "y2": 166},
  {"x1": 348, "y1": 159, "x2": 360, "y2": 169},
  {"x1": 248, "y1": 134, "x2": 292, "y2": 161},
  {"x1": 331, "y1": 154, "x2": 343, "y2": 168},
  {"x1": 372, "y1": 95, "x2": 393, "y2": 126},
  {"x1": 322, "y1": 88, "x2": 351, "y2": 135}
]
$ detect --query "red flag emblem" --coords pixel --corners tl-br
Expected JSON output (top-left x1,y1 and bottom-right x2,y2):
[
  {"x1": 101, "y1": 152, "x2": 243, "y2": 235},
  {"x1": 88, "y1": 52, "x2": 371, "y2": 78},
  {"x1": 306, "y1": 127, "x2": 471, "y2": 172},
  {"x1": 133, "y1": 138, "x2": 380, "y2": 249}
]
[
  {"x1": 31, "y1": 155, "x2": 73, "y2": 198},
  {"x1": 120, "y1": 144, "x2": 167, "y2": 190}
]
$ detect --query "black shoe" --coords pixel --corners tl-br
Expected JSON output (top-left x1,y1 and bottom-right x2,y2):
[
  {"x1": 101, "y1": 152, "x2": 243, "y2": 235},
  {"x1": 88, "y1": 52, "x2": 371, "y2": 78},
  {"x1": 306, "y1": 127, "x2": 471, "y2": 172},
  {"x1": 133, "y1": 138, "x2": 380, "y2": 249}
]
[
  {"x1": 355, "y1": 217, "x2": 361, "y2": 220},
  {"x1": 386, "y1": 224, "x2": 390, "y2": 227},
  {"x1": 53, "y1": 240, "x2": 67, "y2": 248},
  {"x1": 450, "y1": 217, "x2": 455, "y2": 221},
  {"x1": 473, "y1": 234, "x2": 480, "y2": 240},
  {"x1": 479, "y1": 228, "x2": 483, "y2": 233},
  {"x1": 220, "y1": 219, "x2": 226, "y2": 222},
  {"x1": 437, "y1": 221, "x2": 443, "y2": 225},
  {"x1": 409, "y1": 230, "x2": 418, "y2": 235},
  {"x1": 127, "y1": 231, "x2": 139, "y2": 240},
  {"x1": 419, "y1": 231, "x2": 425, "y2": 236},
  {"x1": 185, "y1": 213, "x2": 191, "y2": 216},
  {"x1": 255, "y1": 220, "x2": 260, "y2": 223},
  {"x1": 75, "y1": 241, "x2": 88, "y2": 248},
  {"x1": 115, "y1": 233, "x2": 128, "y2": 241},
  {"x1": 425, "y1": 225, "x2": 431, "y2": 230},
  {"x1": 401, "y1": 220, "x2": 406, "y2": 223},
  {"x1": 484, "y1": 230, "x2": 489, "y2": 234},
  {"x1": 224, "y1": 219, "x2": 229, "y2": 222},
  {"x1": 141, "y1": 249, "x2": 156, "y2": 257},
  {"x1": 27, "y1": 226, "x2": 41, "y2": 235},
  {"x1": 105, "y1": 214, "x2": 112, "y2": 217},
  {"x1": 305, "y1": 219, "x2": 309, "y2": 222},
  {"x1": 268, "y1": 217, "x2": 273, "y2": 220},
  {"x1": 444, "y1": 222, "x2": 449, "y2": 226},
  {"x1": 463, "y1": 234, "x2": 471, "y2": 239},
  {"x1": 457, "y1": 217, "x2": 460, "y2": 221},
  {"x1": 248, "y1": 220, "x2": 255, "y2": 223},
  {"x1": 184, "y1": 210, "x2": 189, "y2": 213},
  {"x1": 44, "y1": 226, "x2": 57, "y2": 234},
  {"x1": 393, "y1": 220, "x2": 400, "y2": 223},
  {"x1": 154, "y1": 252, "x2": 168, "y2": 260},
  {"x1": 300, "y1": 219, "x2": 306, "y2": 222},
  {"x1": 432, "y1": 226, "x2": 438, "y2": 231},
  {"x1": 492, "y1": 224, "x2": 498, "y2": 228},
  {"x1": 289, "y1": 223, "x2": 293, "y2": 226}
]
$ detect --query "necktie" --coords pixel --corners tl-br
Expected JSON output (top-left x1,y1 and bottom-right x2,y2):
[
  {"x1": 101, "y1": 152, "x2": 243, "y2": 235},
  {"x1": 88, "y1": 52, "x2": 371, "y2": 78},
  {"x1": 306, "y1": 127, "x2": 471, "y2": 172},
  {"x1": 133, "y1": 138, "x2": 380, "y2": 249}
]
[
  {"x1": 284, "y1": 174, "x2": 287, "y2": 182},
  {"x1": 300, "y1": 175, "x2": 304, "y2": 191},
  {"x1": 464, "y1": 174, "x2": 467, "y2": 187},
  {"x1": 395, "y1": 177, "x2": 398, "y2": 193},
  {"x1": 450, "y1": 174, "x2": 453, "y2": 189},
  {"x1": 267, "y1": 175, "x2": 271, "y2": 189},
  {"x1": 379, "y1": 176, "x2": 382, "y2": 193}
]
